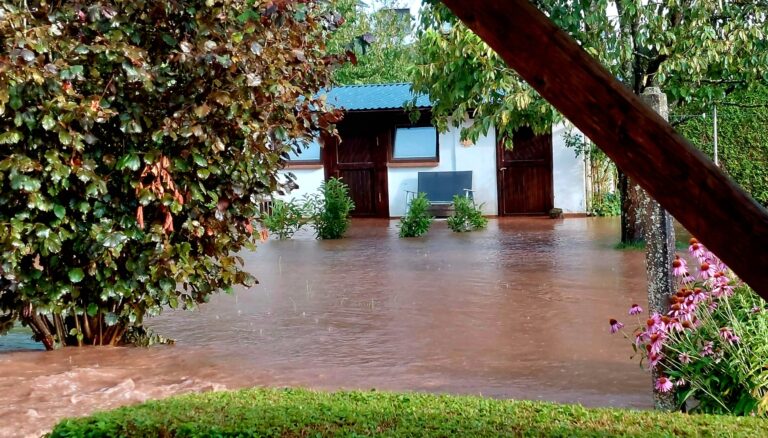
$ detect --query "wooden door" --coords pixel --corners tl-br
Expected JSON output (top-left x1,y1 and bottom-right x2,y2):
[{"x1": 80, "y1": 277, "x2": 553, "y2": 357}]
[
  {"x1": 325, "y1": 118, "x2": 389, "y2": 217},
  {"x1": 497, "y1": 127, "x2": 553, "y2": 215}
]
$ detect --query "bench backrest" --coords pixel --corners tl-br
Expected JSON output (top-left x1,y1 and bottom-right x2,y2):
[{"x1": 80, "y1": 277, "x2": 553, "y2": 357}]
[{"x1": 417, "y1": 171, "x2": 473, "y2": 203}]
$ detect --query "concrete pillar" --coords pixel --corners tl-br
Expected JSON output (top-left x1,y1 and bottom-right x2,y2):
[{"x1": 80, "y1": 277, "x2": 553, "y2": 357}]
[{"x1": 640, "y1": 87, "x2": 677, "y2": 411}]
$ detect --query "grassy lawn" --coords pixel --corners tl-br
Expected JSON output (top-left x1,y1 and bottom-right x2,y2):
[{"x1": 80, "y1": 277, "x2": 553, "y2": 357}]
[{"x1": 50, "y1": 387, "x2": 766, "y2": 437}]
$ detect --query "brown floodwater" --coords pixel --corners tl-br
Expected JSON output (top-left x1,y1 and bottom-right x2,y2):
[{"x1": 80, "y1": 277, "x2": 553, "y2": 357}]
[{"x1": 0, "y1": 217, "x2": 653, "y2": 437}]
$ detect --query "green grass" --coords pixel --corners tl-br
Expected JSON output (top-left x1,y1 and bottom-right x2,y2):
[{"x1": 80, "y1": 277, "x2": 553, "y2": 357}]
[{"x1": 49, "y1": 387, "x2": 767, "y2": 437}]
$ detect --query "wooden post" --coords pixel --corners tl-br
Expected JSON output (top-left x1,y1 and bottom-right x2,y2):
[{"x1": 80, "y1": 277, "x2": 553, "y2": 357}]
[
  {"x1": 639, "y1": 87, "x2": 676, "y2": 411},
  {"x1": 439, "y1": 0, "x2": 768, "y2": 300}
]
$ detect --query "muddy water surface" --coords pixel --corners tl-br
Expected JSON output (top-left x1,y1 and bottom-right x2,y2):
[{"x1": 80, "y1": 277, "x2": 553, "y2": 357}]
[{"x1": 1, "y1": 218, "x2": 651, "y2": 437}]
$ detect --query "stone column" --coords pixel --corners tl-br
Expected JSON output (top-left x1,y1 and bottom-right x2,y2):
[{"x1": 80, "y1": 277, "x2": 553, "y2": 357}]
[{"x1": 640, "y1": 87, "x2": 677, "y2": 411}]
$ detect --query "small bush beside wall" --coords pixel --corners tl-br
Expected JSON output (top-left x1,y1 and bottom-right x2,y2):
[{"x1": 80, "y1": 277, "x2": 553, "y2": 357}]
[
  {"x1": 589, "y1": 192, "x2": 621, "y2": 217},
  {"x1": 261, "y1": 200, "x2": 308, "y2": 239},
  {"x1": 447, "y1": 196, "x2": 487, "y2": 232},
  {"x1": 305, "y1": 177, "x2": 355, "y2": 240},
  {"x1": 399, "y1": 193, "x2": 433, "y2": 238}
]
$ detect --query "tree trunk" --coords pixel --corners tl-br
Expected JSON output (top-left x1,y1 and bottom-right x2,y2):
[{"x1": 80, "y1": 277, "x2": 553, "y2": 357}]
[
  {"x1": 21, "y1": 309, "x2": 128, "y2": 350},
  {"x1": 619, "y1": 170, "x2": 645, "y2": 244}
]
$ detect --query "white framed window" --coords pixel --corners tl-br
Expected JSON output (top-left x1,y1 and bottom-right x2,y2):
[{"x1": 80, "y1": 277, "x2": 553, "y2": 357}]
[
  {"x1": 288, "y1": 138, "x2": 321, "y2": 163},
  {"x1": 392, "y1": 126, "x2": 438, "y2": 161}
]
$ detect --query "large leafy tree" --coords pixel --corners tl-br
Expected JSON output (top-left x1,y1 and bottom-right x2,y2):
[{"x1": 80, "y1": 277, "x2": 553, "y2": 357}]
[
  {"x1": 0, "y1": 0, "x2": 344, "y2": 349},
  {"x1": 329, "y1": 0, "x2": 415, "y2": 84},
  {"x1": 413, "y1": 0, "x2": 768, "y2": 242}
]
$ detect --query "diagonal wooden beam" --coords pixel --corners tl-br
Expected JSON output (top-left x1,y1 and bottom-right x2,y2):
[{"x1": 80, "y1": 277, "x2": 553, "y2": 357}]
[{"x1": 440, "y1": 0, "x2": 768, "y2": 299}]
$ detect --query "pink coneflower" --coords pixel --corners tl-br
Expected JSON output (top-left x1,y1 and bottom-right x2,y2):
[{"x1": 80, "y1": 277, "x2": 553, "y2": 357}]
[
  {"x1": 682, "y1": 272, "x2": 696, "y2": 284},
  {"x1": 609, "y1": 319, "x2": 624, "y2": 334},
  {"x1": 629, "y1": 304, "x2": 643, "y2": 316},
  {"x1": 649, "y1": 332, "x2": 666, "y2": 355},
  {"x1": 751, "y1": 306, "x2": 763, "y2": 314},
  {"x1": 712, "y1": 284, "x2": 734, "y2": 299},
  {"x1": 699, "y1": 250, "x2": 716, "y2": 264},
  {"x1": 708, "y1": 301, "x2": 719, "y2": 312},
  {"x1": 668, "y1": 301, "x2": 689, "y2": 320},
  {"x1": 700, "y1": 341, "x2": 714, "y2": 357},
  {"x1": 714, "y1": 271, "x2": 730, "y2": 285},
  {"x1": 678, "y1": 352, "x2": 692, "y2": 364},
  {"x1": 655, "y1": 376, "x2": 674, "y2": 393},
  {"x1": 691, "y1": 287, "x2": 708, "y2": 304},
  {"x1": 667, "y1": 318, "x2": 684, "y2": 332},
  {"x1": 698, "y1": 261, "x2": 716, "y2": 280},
  {"x1": 689, "y1": 238, "x2": 706, "y2": 259},
  {"x1": 719, "y1": 327, "x2": 740, "y2": 345},
  {"x1": 672, "y1": 256, "x2": 688, "y2": 277},
  {"x1": 646, "y1": 313, "x2": 663, "y2": 330},
  {"x1": 648, "y1": 352, "x2": 663, "y2": 368}
]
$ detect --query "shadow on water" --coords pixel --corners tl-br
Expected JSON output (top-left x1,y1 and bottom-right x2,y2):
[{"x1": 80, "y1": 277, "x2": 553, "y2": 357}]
[{"x1": 0, "y1": 217, "x2": 653, "y2": 437}]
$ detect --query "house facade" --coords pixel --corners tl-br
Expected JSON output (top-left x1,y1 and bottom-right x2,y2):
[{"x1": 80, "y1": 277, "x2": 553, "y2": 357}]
[{"x1": 278, "y1": 83, "x2": 587, "y2": 217}]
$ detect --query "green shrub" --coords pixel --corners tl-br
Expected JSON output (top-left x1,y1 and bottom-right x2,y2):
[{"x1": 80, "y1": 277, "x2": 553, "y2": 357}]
[
  {"x1": 0, "y1": 1, "x2": 344, "y2": 349},
  {"x1": 589, "y1": 192, "x2": 621, "y2": 217},
  {"x1": 306, "y1": 177, "x2": 355, "y2": 240},
  {"x1": 50, "y1": 387, "x2": 768, "y2": 437},
  {"x1": 398, "y1": 193, "x2": 433, "y2": 238},
  {"x1": 261, "y1": 200, "x2": 307, "y2": 239},
  {"x1": 447, "y1": 195, "x2": 487, "y2": 232}
]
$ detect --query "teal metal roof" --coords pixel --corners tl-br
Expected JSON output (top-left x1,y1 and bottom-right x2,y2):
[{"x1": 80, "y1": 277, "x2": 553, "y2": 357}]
[{"x1": 324, "y1": 83, "x2": 431, "y2": 111}]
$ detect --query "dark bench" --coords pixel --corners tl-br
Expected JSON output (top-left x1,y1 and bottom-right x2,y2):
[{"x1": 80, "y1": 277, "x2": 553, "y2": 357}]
[{"x1": 406, "y1": 171, "x2": 474, "y2": 217}]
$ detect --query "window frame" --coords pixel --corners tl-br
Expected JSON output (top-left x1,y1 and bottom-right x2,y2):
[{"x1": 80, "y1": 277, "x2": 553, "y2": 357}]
[
  {"x1": 286, "y1": 137, "x2": 324, "y2": 169},
  {"x1": 389, "y1": 124, "x2": 440, "y2": 166}
]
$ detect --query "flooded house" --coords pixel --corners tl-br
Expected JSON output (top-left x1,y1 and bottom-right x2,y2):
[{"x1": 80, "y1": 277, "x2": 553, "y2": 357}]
[{"x1": 279, "y1": 83, "x2": 588, "y2": 217}]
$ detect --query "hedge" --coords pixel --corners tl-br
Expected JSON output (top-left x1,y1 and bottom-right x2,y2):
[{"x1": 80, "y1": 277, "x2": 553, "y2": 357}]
[
  {"x1": 677, "y1": 86, "x2": 768, "y2": 206},
  {"x1": 50, "y1": 388, "x2": 767, "y2": 437}
]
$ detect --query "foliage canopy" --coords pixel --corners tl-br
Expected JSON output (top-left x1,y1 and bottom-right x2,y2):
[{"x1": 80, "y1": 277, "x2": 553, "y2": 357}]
[
  {"x1": 329, "y1": 0, "x2": 415, "y2": 85},
  {"x1": 0, "y1": 0, "x2": 344, "y2": 348},
  {"x1": 413, "y1": 0, "x2": 768, "y2": 144}
]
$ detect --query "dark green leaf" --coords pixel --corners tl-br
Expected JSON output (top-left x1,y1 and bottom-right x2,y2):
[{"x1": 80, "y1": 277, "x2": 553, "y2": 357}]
[{"x1": 68, "y1": 268, "x2": 85, "y2": 283}]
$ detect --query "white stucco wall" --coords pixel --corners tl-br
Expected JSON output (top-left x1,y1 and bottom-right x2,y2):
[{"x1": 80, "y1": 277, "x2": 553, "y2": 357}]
[
  {"x1": 388, "y1": 123, "x2": 498, "y2": 217},
  {"x1": 276, "y1": 168, "x2": 325, "y2": 202},
  {"x1": 552, "y1": 123, "x2": 588, "y2": 213}
]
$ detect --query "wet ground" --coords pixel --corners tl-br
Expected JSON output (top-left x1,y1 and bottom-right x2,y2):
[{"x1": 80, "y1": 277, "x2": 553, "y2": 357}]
[{"x1": 1, "y1": 217, "x2": 651, "y2": 437}]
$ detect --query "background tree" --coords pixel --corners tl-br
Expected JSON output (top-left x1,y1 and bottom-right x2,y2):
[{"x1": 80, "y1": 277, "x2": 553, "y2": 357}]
[
  {"x1": 412, "y1": 0, "x2": 768, "y2": 242},
  {"x1": 329, "y1": 0, "x2": 415, "y2": 84},
  {"x1": 0, "y1": 0, "x2": 344, "y2": 349}
]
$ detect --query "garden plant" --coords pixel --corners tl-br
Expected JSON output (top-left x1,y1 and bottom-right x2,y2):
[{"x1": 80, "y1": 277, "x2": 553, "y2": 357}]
[
  {"x1": 305, "y1": 177, "x2": 355, "y2": 240},
  {"x1": 261, "y1": 199, "x2": 308, "y2": 240},
  {"x1": 612, "y1": 239, "x2": 768, "y2": 415},
  {"x1": 447, "y1": 195, "x2": 487, "y2": 233},
  {"x1": 398, "y1": 192, "x2": 433, "y2": 238},
  {"x1": 0, "y1": 0, "x2": 345, "y2": 349}
]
